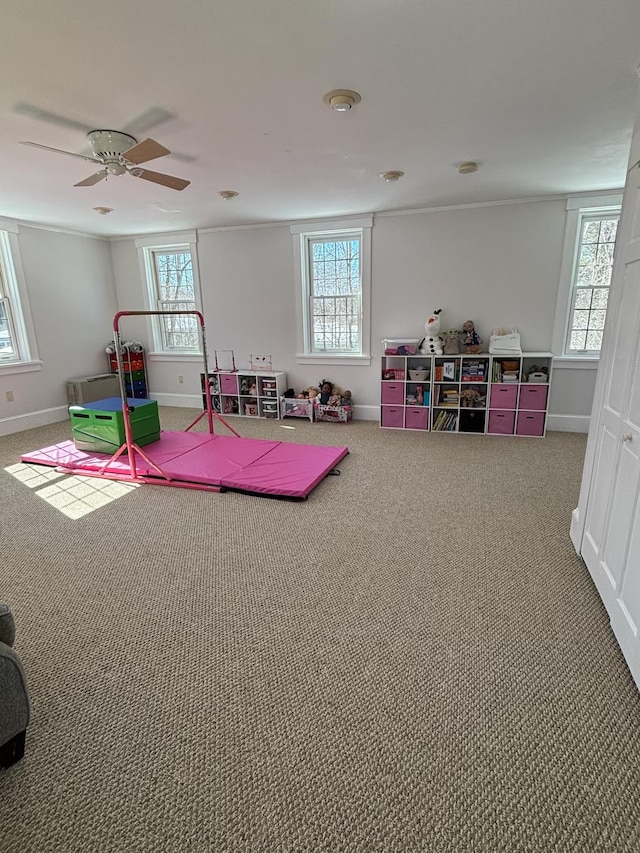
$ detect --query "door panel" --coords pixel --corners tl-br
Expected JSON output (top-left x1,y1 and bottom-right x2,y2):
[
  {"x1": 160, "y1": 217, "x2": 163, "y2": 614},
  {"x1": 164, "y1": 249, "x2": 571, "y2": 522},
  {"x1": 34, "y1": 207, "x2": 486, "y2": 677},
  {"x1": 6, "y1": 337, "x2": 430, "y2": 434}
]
[
  {"x1": 602, "y1": 442, "x2": 640, "y2": 587},
  {"x1": 584, "y1": 424, "x2": 620, "y2": 561}
]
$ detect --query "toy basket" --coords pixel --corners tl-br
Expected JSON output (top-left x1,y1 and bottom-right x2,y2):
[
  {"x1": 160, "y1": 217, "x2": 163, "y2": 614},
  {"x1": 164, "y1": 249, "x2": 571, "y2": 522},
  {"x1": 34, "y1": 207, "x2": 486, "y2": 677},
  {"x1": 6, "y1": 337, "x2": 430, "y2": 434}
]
[
  {"x1": 408, "y1": 369, "x2": 429, "y2": 381},
  {"x1": 315, "y1": 404, "x2": 352, "y2": 424}
]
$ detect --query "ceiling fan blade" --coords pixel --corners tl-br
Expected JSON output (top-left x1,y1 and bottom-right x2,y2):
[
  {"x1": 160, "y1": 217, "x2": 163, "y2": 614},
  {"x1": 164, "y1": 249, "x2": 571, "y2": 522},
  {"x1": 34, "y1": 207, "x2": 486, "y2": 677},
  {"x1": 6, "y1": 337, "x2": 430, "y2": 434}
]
[
  {"x1": 14, "y1": 103, "x2": 94, "y2": 133},
  {"x1": 123, "y1": 138, "x2": 170, "y2": 165},
  {"x1": 74, "y1": 171, "x2": 108, "y2": 187},
  {"x1": 19, "y1": 141, "x2": 103, "y2": 164},
  {"x1": 133, "y1": 168, "x2": 190, "y2": 191},
  {"x1": 121, "y1": 108, "x2": 175, "y2": 137}
]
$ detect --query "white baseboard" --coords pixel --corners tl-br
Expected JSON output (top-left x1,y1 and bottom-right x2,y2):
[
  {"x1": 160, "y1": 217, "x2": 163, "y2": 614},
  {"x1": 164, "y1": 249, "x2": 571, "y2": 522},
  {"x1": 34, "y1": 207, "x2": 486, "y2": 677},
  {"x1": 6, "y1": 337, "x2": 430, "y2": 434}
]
[
  {"x1": 150, "y1": 393, "x2": 203, "y2": 408},
  {"x1": 352, "y1": 404, "x2": 378, "y2": 421},
  {"x1": 547, "y1": 413, "x2": 591, "y2": 433},
  {"x1": 0, "y1": 405, "x2": 68, "y2": 437}
]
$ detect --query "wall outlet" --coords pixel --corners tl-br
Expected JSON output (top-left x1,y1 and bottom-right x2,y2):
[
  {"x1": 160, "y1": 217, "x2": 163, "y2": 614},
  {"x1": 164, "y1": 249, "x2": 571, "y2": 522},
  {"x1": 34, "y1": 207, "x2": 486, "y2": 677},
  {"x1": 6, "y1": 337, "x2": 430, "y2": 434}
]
[
  {"x1": 178, "y1": 375, "x2": 184, "y2": 384},
  {"x1": 5, "y1": 390, "x2": 14, "y2": 402}
]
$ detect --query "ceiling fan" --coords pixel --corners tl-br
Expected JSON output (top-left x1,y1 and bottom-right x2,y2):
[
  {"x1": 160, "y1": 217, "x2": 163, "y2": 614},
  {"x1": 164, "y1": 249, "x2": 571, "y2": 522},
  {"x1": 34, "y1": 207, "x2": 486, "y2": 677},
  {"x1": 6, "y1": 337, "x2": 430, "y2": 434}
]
[{"x1": 20, "y1": 129, "x2": 190, "y2": 191}]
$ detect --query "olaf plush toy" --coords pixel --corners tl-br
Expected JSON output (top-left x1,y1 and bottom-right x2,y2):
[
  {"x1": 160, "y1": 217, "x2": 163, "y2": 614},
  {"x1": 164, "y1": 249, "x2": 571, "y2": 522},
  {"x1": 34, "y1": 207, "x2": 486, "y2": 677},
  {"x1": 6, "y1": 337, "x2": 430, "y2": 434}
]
[{"x1": 419, "y1": 309, "x2": 445, "y2": 355}]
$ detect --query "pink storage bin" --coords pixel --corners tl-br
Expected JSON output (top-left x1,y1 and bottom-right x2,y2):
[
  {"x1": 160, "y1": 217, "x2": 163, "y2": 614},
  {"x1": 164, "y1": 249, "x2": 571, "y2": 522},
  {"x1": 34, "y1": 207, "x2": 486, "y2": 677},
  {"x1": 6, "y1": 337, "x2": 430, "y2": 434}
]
[
  {"x1": 488, "y1": 409, "x2": 516, "y2": 435},
  {"x1": 518, "y1": 384, "x2": 548, "y2": 411},
  {"x1": 405, "y1": 406, "x2": 429, "y2": 430},
  {"x1": 516, "y1": 411, "x2": 545, "y2": 436},
  {"x1": 381, "y1": 382, "x2": 404, "y2": 405},
  {"x1": 381, "y1": 406, "x2": 404, "y2": 428},
  {"x1": 489, "y1": 384, "x2": 518, "y2": 409},
  {"x1": 220, "y1": 373, "x2": 239, "y2": 395}
]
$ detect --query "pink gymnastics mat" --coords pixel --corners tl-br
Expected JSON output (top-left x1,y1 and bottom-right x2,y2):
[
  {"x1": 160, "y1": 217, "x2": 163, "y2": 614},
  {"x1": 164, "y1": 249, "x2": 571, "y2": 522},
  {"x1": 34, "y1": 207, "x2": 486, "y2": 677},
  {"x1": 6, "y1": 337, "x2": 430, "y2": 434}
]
[{"x1": 20, "y1": 431, "x2": 349, "y2": 499}]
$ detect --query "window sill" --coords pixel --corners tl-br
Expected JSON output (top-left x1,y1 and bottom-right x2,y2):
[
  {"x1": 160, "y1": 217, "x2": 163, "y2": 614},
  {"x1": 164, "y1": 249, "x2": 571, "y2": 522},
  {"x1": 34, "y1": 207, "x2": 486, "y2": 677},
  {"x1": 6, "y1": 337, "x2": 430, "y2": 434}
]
[
  {"x1": 148, "y1": 352, "x2": 204, "y2": 362},
  {"x1": 554, "y1": 357, "x2": 599, "y2": 370},
  {"x1": 0, "y1": 359, "x2": 43, "y2": 375},
  {"x1": 296, "y1": 354, "x2": 371, "y2": 367}
]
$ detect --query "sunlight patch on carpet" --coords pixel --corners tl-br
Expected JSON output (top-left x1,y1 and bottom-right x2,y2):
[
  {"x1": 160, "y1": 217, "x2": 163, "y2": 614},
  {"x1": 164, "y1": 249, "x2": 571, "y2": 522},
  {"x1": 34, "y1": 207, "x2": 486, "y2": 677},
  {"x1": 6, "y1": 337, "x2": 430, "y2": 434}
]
[{"x1": 5, "y1": 462, "x2": 139, "y2": 518}]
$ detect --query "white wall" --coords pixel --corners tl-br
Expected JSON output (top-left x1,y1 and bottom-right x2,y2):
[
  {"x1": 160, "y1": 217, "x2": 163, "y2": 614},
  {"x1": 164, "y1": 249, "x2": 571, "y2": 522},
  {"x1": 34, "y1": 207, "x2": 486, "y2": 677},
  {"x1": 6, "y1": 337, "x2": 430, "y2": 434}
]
[
  {"x1": 0, "y1": 196, "x2": 600, "y2": 433},
  {"x1": 107, "y1": 197, "x2": 595, "y2": 426},
  {"x1": 0, "y1": 225, "x2": 118, "y2": 433}
]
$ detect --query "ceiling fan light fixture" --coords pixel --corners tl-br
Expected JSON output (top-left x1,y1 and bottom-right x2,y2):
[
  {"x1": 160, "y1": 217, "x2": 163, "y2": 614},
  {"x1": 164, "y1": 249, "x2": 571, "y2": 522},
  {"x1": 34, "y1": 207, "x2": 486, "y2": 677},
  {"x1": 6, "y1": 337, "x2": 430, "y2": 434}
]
[
  {"x1": 379, "y1": 171, "x2": 404, "y2": 182},
  {"x1": 219, "y1": 190, "x2": 239, "y2": 200},
  {"x1": 93, "y1": 206, "x2": 113, "y2": 215},
  {"x1": 458, "y1": 161, "x2": 479, "y2": 174},
  {"x1": 323, "y1": 89, "x2": 361, "y2": 112}
]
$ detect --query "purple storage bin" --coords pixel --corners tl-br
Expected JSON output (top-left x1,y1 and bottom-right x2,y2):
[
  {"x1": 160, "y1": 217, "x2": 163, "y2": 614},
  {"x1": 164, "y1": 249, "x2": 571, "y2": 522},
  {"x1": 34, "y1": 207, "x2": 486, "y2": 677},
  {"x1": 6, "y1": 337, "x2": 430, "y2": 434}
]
[
  {"x1": 381, "y1": 405, "x2": 404, "y2": 428},
  {"x1": 516, "y1": 410, "x2": 545, "y2": 436},
  {"x1": 220, "y1": 373, "x2": 239, "y2": 395},
  {"x1": 488, "y1": 409, "x2": 516, "y2": 435},
  {"x1": 405, "y1": 406, "x2": 429, "y2": 430},
  {"x1": 489, "y1": 384, "x2": 518, "y2": 409},
  {"x1": 518, "y1": 384, "x2": 548, "y2": 411},
  {"x1": 381, "y1": 382, "x2": 404, "y2": 405}
]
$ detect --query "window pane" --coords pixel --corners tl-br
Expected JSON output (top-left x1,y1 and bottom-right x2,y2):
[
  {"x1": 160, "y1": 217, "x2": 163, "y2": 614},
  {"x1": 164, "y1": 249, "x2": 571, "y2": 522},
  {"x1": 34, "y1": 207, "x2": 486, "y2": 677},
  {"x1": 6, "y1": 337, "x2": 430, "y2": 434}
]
[
  {"x1": 591, "y1": 288, "x2": 609, "y2": 309},
  {"x1": 309, "y1": 237, "x2": 362, "y2": 352},
  {"x1": 579, "y1": 244, "x2": 597, "y2": 265},
  {"x1": 567, "y1": 214, "x2": 619, "y2": 355},
  {"x1": 153, "y1": 252, "x2": 194, "y2": 301},
  {"x1": 600, "y1": 219, "x2": 618, "y2": 242},
  {"x1": 158, "y1": 300, "x2": 199, "y2": 349},
  {"x1": 570, "y1": 330, "x2": 587, "y2": 349},
  {"x1": 572, "y1": 310, "x2": 589, "y2": 330},
  {"x1": 582, "y1": 221, "x2": 601, "y2": 243},
  {"x1": 586, "y1": 330, "x2": 603, "y2": 350},
  {"x1": 0, "y1": 298, "x2": 17, "y2": 360},
  {"x1": 589, "y1": 309, "x2": 606, "y2": 330},
  {"x1": 574, "y1": 289, "x2": 592, "y2": 309}
]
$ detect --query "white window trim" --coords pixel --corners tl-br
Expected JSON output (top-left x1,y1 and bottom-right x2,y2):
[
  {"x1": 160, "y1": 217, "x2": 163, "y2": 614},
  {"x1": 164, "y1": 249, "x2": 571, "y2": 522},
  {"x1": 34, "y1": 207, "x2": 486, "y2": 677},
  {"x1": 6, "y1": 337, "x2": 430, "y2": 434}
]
[
  {"x1": 135, "y1": 230, "x2": 203, "y2": 355},
  {"x1": 552, "y1": 193, "x2": 622, "y2": 361},
  {"x1": 0, "y1": 218, "x2": 41, "y2": 375},
  {"x1": 291, "y1": 216, "x2": 372, "y2": 366}
]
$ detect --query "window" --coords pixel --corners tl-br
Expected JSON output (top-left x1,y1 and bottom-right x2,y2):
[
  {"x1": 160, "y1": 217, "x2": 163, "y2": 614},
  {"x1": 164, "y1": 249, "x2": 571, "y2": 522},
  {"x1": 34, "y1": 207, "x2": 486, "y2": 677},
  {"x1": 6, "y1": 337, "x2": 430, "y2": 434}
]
[
  {"x1": 566, "y1": 214, "x2": 619, "y2": 354},
  {"x1": 136, "y1": 231, "x2": 202, "y2": 354},
  {"x1": 0, "y1": 223, "x2": 38, "y2": 370},
  {"x1": 291, "y1": 217, "x2": 372, "y2": 364},
  {"x1": 553, "y1": 195, "x2": 621, "y2": 359}
]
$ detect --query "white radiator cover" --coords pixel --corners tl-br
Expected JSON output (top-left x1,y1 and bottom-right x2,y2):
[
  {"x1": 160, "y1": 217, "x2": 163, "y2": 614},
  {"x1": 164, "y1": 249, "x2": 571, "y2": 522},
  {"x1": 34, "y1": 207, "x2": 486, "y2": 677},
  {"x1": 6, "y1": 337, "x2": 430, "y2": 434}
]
[{"x1": 67, "y1": 374, "x2": 120, "y2": 405}]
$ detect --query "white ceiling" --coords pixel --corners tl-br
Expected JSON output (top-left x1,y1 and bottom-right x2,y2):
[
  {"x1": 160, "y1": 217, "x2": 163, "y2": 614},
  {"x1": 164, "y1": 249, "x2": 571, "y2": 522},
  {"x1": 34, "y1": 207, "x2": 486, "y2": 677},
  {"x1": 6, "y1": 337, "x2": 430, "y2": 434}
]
[{"x1": 1, "y1": 0, "x2": 639, "y2": 237}]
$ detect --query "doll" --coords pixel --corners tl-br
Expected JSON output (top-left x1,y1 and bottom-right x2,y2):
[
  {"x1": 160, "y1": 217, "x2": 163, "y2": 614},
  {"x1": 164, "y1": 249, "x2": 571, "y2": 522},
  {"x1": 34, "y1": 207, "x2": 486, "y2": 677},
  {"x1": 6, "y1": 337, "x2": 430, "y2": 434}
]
[
  {"x1": 341, "y1": 390, "x2": 353, "y2": 407},
  {"x1": 327, "y1": 391, "x2": 342, "y2": 407},
  {"x1": 307, "y1": 387, "x2": 319, "y2": 400},
  {"x1": 319, "y1": 380, "x2": 334, "y2": 405},
  {"x1": 462, "y1": 320, "x2": 483, "y2": 354}
]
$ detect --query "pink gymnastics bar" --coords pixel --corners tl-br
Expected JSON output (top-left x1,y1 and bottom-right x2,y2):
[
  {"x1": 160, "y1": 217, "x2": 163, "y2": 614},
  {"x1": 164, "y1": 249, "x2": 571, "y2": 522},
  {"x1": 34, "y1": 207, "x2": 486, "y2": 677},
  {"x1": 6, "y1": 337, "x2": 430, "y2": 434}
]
[{"x1": 102, "y1": 310, "x2": 239, "y2": 488}]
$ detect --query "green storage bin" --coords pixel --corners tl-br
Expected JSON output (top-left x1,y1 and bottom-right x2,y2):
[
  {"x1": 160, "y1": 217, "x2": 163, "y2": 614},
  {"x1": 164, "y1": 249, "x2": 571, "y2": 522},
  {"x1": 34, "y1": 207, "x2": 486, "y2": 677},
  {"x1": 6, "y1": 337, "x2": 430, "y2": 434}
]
[{"x1": 70, "y1": 397, "x2": 160, "y2": 454}]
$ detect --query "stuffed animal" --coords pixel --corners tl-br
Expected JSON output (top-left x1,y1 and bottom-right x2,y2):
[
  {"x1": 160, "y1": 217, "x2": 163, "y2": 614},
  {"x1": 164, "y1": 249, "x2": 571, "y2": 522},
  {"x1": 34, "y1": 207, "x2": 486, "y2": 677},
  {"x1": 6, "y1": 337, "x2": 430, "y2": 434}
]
[
  {"x1": 459, "y1": 388, "x2": 484, "y2": 408},
  {"x1": 419, "y1": 309, "x2": 444, "y2": 355},
  {"x1": 462, "y1": 320, "x2": 483, "y2": 354}
]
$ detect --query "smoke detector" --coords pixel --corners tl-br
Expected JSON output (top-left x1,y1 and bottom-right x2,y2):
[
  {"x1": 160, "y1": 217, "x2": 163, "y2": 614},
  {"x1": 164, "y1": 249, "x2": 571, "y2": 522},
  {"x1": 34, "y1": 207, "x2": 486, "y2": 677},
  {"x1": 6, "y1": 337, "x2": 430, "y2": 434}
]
[
  {"x1": 219, "y1": 190, "x2": 239, "y2": 200},
  {"x1": 323, "y1": 89, "x2": 361, "y2": 112},
  {"x1": 379, "y1": 171, "x2": 404, "y2": 182},
  {"x1": 458, "y1": 161, "x2": 479, "y2": 174}
]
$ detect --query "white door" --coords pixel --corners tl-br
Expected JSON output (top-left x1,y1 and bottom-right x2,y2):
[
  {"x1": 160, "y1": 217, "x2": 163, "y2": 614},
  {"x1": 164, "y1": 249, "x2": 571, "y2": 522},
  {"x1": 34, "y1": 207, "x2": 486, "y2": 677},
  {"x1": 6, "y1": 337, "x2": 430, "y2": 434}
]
[{"x1": 580, "y1": 159, "x2": 640, "y2": 686}]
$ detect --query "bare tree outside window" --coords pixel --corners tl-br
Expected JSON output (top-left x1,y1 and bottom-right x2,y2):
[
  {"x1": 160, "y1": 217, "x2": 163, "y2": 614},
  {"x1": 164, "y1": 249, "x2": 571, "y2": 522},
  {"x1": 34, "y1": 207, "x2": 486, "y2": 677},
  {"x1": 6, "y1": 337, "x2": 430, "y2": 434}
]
[
  {"x1": 152, "y1": 250, "x2": 199, "y2": 350},
  {"x1": 309, "y1": 237, "x2": 361, "y2": 353},
  {"x1": 567, "y1": 215, "x2": 619, "y2": 353}
]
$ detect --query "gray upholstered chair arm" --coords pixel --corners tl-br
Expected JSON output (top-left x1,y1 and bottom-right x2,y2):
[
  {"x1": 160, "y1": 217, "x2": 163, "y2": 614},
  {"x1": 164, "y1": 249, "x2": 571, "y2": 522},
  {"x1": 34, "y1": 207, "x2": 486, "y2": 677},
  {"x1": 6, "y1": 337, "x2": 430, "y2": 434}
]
[{"x1": 0, "y1": 642, "x2": 31, "y2": 743}]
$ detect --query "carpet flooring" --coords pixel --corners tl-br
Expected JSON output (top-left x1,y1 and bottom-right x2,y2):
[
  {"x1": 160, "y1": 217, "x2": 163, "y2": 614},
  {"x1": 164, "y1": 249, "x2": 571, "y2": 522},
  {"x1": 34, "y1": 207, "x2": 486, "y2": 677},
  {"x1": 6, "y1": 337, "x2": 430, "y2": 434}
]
[{"x1": 1, "y1": 410, "x2": 639, "y2": 853}]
